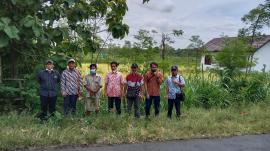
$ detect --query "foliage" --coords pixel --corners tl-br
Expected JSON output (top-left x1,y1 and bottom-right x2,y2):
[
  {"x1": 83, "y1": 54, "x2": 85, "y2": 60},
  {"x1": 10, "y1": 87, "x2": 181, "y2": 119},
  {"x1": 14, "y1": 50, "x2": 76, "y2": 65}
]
[
  {"x1": 0, "y1": 0, "x2": 131, "y2": 78},
  {"x1": 133, "y1": 29, "x2": 157, "y2": 49},
  {"x1": 215, "y1": 39, "x2": 253, "y2": 72}
]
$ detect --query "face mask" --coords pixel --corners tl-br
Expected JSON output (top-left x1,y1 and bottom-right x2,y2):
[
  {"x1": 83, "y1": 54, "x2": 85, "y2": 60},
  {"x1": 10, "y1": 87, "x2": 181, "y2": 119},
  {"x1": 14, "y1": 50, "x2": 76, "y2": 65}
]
[{"x1": 90, "y1": 69, "x2": 96, "y2": 74}]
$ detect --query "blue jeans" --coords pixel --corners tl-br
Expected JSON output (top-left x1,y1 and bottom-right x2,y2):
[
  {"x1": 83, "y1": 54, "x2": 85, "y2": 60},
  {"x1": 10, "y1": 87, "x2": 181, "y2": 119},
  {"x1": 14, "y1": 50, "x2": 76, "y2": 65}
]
[
  {"x1": 145, "y1": 96, "x2": 160, "y2": 117},
  {"x1": 64, "y1": 95, "x2": 78, "y2": 115}
]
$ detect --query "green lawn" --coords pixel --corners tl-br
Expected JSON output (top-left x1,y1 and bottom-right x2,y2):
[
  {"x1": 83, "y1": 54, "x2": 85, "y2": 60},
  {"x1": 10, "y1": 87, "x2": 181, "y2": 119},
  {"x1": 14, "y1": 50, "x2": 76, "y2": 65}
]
[{"x1": 1, "y1": 101, "x2": 270, "y2": 151}]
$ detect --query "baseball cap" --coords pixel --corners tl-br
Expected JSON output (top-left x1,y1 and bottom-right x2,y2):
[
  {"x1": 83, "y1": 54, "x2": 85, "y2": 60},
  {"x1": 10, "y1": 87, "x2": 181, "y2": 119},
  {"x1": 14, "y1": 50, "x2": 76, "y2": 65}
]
[
  {"x1": 131, "y1": 63, "x2": 138, "y2": 68},
  {"x1": 171, "y1": 65, "x2": 178, "y2": 71},
  {"x1": 67, "y1": 58, "x2": 76, "y2": 64},
  {"x1": 45, "y1": 60, "x2": 54, "y2": 65}
]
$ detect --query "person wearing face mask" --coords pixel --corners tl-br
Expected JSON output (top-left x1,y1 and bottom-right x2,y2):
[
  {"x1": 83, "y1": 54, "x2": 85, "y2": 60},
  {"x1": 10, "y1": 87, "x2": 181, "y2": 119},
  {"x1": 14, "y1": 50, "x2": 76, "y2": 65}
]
[
  {"x1": 61, "y1": 59, "x2": 83, "y2": 116},
  {"x1": 37, "y1": 60, "x2": 60, "y2": 121},
  {"x1": 84, "y1": 64, "x2": 102, "y2": 116},
  {"x1": 104, "y1": 61, "x2": 124, "y2": 115},
  {"x1": 144, "y1": 62, "x2": 164, "y2": 118}
]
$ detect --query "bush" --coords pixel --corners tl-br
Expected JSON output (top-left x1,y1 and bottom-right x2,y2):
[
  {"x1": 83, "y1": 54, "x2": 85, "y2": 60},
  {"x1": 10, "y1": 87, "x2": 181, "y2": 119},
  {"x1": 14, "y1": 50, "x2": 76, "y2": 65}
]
[{"x1": 184, "y1": 76, "x2": 232, "y2": 109}]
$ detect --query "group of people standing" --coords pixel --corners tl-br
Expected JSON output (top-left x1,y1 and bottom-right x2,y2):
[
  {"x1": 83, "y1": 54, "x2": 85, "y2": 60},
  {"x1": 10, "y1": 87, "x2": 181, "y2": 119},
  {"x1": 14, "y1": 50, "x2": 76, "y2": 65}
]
[{"x1": 37, "y1": 59, "x2": 185, "y2": 120}]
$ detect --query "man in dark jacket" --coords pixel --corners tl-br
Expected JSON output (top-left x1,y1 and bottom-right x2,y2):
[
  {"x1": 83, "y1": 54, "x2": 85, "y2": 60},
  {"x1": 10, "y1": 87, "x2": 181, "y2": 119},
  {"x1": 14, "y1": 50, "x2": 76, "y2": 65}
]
[{"x1": 37, "y1": 60, "x2": 60, "y2": 120}]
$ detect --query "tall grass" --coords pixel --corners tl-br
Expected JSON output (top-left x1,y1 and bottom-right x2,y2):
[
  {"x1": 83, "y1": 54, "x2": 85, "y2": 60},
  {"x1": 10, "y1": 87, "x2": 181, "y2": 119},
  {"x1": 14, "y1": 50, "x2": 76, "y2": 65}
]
[{"x1": 1, "y1": 101, "x2": 270, "y2": 150}]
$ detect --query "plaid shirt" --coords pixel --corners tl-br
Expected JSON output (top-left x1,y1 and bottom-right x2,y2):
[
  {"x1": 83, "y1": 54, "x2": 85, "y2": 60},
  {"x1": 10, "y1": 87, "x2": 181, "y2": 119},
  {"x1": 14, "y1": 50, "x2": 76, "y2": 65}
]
[{"x1": 61, "y1": 68, "x2": 83, "y2": 95}]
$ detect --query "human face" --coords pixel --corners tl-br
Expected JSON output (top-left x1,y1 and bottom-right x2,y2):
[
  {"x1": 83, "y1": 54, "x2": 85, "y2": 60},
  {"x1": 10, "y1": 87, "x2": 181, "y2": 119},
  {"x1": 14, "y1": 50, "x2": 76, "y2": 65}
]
[
  {"x1": 111, "y1": 64, "x2": 117, "y2": 72},
  {"x1": 131, "y1": 67, "x2": 137, "y2": 73},
  {"x1": 68, "y1": 62, "x2": 76, "y2": 70},
  {"x1": 46, "y1": 63, "x2": 54, "y2": 70},
  {"x1": 151, "y1": 64, "x2": 158, "y2": 72},
  {"x1": 90, "y1": 66, "x2": 97, "y2": 74},
  {"x1": 171, "y1": 69, "x2": 178, "y2": 76}
]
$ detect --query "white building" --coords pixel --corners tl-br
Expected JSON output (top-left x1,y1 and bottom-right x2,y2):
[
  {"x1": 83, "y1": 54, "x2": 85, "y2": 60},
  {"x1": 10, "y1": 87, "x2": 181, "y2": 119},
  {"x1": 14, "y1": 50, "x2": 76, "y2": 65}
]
[{"x1": 201, "y1": 36, "x2": 270, "y2": 72}]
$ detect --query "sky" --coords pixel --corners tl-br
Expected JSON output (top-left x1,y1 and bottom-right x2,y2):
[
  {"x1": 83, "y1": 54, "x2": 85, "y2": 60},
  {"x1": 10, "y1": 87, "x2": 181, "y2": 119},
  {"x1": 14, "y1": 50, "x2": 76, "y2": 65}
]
[{"x1": 113, "y1": 0, "x2": 269, "y2": 49}]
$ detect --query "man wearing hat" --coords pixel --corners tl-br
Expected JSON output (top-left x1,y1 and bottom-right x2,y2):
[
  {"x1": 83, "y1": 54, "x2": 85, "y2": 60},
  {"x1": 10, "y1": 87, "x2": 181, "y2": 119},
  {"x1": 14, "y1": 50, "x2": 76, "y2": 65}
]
[
  {"x1": 165, "y1": 65, "x2": 185, "y2": 119},
  {"x1": 61, "y1": 59, "x2": 83, "y2": 115},
  {"x1": 124, "y1": 63, "x2": 144, "y2": 118},
  {"x1": 84, "y1": 64, "x2": 102, "y2": 116},
  {"x1": 37, "y1": 60, "x2": 61, "y2": 120}
]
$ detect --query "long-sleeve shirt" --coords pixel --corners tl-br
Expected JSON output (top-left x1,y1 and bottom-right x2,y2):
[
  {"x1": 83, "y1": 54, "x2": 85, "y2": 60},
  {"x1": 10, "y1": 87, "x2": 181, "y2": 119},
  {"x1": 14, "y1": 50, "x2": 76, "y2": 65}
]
[
  {"x1": 61, "y1": 68, "x2": 83, "y2": 95},
  {"x1": 37, "y1": 69, "x2": 60, "y2": 97},
  {"x1": 144, "y1": 71, "x2": 164, "y2": 96}
]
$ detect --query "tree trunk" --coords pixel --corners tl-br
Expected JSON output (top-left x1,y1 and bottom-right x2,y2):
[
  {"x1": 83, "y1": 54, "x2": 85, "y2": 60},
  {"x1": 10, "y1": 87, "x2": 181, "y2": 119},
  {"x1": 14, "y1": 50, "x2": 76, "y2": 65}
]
[
  {"x1": 10, "y1": 46, "x2": 18, "y2": 78},
  {"x1": 161, "y1": 33, "x2": 165, "y2": 60},
  {"x1": 195, "y1": 48, "x2": 199, "y2": 77},
  {"x1": 0, "y1": 56, "x2": 2, "y2": 83}
]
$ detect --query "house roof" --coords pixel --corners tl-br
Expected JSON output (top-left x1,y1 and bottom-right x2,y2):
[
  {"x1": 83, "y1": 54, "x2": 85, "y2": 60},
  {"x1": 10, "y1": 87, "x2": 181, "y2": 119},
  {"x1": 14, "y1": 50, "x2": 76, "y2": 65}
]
[{"x1": 205, "y1": 35, "x2": 270, "y2": 52}]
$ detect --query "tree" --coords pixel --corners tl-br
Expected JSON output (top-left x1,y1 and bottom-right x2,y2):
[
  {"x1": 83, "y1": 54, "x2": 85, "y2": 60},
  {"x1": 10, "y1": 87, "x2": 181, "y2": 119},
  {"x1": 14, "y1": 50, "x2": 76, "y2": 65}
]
[
  {"x1": 216, "y1": 39, "x2": 252, "y2": 75},
  {"x1": 0, "y1": 0, "x2": 132, "y2": 78},
  {"x1": 240, "y1": 0, "x2": 270, "y2": 72},
  {"x1": 160, "y1": 29, "x2": 183, "y2": 60},
  {"x1": 133, "y1": 29, "x2": 156, "y2": 49},
  {"x1": 187, "y1": 35, "x2": 204, "y2": 73}
]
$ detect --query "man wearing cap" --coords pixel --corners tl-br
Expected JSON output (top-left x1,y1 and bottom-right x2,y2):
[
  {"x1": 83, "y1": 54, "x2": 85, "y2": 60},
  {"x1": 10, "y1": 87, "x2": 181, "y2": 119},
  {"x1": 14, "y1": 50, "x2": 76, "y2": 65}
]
[
  {"x1": 105, "y1": 61, "x2": 124, "y2": 114},
  {"x1": 37, "y1": 60, "x2": 61, "y2": 120},
  {"x1": 61, "y1": 59, "x2": 83, "y2": 115},
  {"x1": 165, "y1": 65, "x2": 185, "y2": 119},
  {"x1": 84, "y1": 64, "x2": 102, "y2": 116},
  {"x1": 124, "y1": 63, "x2": 144, "y2": 118},
  {"x1": 144, "y1": 62, "x2": 164, "y2": 118}
]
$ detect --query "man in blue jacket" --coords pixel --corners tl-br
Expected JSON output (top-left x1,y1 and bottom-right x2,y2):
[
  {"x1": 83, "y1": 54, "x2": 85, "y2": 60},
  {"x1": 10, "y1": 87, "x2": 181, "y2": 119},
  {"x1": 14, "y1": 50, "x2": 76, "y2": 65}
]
[{"x1": 37, "y1": 60, "x2": 60, "y2": 120}]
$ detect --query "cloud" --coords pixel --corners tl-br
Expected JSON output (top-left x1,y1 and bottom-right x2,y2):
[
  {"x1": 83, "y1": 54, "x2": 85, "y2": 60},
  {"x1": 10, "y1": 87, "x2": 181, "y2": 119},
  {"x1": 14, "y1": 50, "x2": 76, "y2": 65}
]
[
  {"x1": 137, "y1": 0, "x2": 174, "y2": 13},
  {"x1": 112, "y1": 0, "x2": 268, "y2": 48}
]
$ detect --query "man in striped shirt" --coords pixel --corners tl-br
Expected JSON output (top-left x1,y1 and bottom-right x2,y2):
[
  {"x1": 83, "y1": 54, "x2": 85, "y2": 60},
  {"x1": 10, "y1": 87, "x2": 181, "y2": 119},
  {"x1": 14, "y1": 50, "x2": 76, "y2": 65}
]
[{"x1": 61, "y1": 59, "x2": 83, "y2": 115}]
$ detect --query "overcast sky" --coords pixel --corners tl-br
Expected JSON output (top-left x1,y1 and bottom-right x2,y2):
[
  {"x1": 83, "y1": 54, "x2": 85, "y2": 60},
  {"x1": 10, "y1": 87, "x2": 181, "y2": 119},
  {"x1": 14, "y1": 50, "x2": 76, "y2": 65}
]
[{"x1": 114, "y1": 0, "x2": 269, "y2": 49}]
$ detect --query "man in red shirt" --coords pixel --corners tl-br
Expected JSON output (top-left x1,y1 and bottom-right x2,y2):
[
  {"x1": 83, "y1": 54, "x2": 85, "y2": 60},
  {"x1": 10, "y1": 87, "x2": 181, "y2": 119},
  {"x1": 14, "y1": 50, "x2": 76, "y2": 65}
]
[
  {"x1": 144, "y1": 62, "x2": 164, "y2": 118},
  {"x1": 124, "y1": 63, "x2": 144, "y2": 118}
]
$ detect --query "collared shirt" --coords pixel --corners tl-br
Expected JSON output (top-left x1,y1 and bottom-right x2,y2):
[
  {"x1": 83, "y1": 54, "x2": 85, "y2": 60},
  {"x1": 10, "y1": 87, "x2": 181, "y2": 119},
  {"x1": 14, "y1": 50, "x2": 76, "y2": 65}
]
[
  {"x1": 126, "y1": 72, "x2": 144, "y2": 96},
  {"x1": 85, "y1": 74, "x2": 102, "y2": 98},
  {"x1": 166, "y1": 75, "x2": 185, "y2": 99},
  {"x1": 144, "y1": 71, "x2": 164, "y2": 96},
  {"x1": 37, "y1": 69, "x2": 60, "y2": 97},
  {"x1": 61, "y1": 68, "x2": 83, "y2": 95},
  {"x1": 105, "y1": 71, "x2": 124, "y2": 97}
]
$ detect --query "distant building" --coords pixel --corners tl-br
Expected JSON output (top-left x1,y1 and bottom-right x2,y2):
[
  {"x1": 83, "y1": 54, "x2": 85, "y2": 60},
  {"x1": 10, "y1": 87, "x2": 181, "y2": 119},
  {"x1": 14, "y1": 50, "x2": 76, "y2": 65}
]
[{"x1": 201, "y1": 35, "x2": 270, "y2": 72}]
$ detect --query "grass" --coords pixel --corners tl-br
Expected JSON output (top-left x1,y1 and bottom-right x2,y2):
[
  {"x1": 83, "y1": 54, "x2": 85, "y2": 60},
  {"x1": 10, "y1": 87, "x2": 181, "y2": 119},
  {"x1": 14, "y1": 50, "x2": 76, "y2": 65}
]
[{"x1": 1, "y1": 101, "x2": 270, "y2": 151}]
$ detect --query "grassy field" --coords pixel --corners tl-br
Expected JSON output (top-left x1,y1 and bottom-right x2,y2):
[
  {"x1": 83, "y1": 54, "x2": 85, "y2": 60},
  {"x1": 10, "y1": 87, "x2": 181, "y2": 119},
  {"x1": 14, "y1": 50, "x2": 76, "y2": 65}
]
[{"x1": 1, "y1": 101, "x2": 270, "y2": 151}]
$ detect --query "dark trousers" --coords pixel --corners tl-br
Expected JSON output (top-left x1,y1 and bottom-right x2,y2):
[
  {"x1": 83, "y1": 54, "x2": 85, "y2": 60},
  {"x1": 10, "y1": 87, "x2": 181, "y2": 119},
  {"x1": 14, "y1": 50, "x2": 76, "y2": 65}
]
[
  {"x1": 108, "y1": 97, "x2": 121, "y2": 114},
  {"x1": 167, "y1": 98, "x2": 181, "y2": 118},
  {"x1": 145, "y1": 96, "x2": 160, "y2": 117},
  {"x1": 40, "y1": 96, "x2": 57, "y2": 120},
  {"x1": 127, "y1": 97, "x2": 140, "y2": 118},
  {"x1": 64, "y1": 95, "x2": 78, "y2": 115}
]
